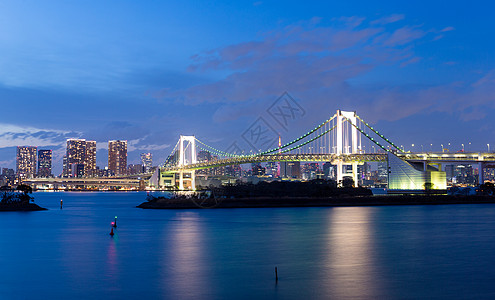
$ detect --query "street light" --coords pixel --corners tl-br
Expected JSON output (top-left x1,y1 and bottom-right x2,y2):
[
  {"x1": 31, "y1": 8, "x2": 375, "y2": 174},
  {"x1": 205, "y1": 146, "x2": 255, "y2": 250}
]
[
  {"x1": 488, "y1": 144, "x2": 490, "y2": 152},
  {"x1": 441, "y1": 144, "x2": 444, "y2": 152},
  {"x1": 462, "y1": 144, "x2": 464, "y2": 152}
]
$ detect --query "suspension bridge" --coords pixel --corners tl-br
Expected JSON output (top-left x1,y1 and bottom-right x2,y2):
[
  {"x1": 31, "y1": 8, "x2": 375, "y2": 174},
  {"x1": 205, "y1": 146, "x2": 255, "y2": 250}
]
[{"x1": 153, "y1": 110, "x2": 495, "y2": 191}]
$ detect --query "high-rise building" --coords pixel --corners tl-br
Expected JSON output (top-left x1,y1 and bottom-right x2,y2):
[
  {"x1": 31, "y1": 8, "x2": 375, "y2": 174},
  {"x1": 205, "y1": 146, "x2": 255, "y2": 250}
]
[
  {"x1": 265, "y1": 162, "x2": 278, "y2": 177},
  {"x1": 108, "y1": 140, "x2": 127, "y2": 175},
  {"x1": 1, "y1": 168, "x2": 15, "y2": 186},
  {"x1": 281, "y1": 161, "x2": 301, "y2": 179},
  {"x1": 323, "y1": 162, "x2": 335, "y2": 180},
  {"x1": 197, "y1": 150, "x2": 213, "y2": 175},
  {"x1": 65, "y1": 139, "x2": 97, "y2": 177},
  {"x1": 70, "y1": 163, "x2": 85, "y2": 178},
  {"x1": 16, "y1": 146, "x2": 37, "y2": 179},
  {"x1": 37, "y1": 149, "x2": 52, "y2": 177},
  {"x1": 85, "y1": 141, "x2": 97, "y2": 176},
  {"x1": 140, "y1": 153, "x2": 152, "y2": 173},
  {"x1": 66, "y1": 139, "x2": 86, "y2": 177},
  {"x1": 128, "y1": 164, "x2": 144, "y2": 175},
  {"x1": 377, "y1": 162, "x2": 388, "y2": 180},
  {"x1": 224, "y1": 165, "x2": 242, "y2": 177},
  {"x1": 251, "y1": 163, "x2": 265, "y2": 176},
  {"x1": 302, "y1": 163, "x2": 320, "y2": 180}
]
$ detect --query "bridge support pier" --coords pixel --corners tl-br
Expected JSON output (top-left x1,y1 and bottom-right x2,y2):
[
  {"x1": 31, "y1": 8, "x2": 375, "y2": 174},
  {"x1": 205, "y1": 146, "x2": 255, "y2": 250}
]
[
  {"x1": 336, "y1": 161, "x2": 359, "y2": 187},
  {"x1": 479, "y1": 162, "x2": 484, "y2": 185},
  {"x1": 191, "y1": 170, "x2": 196, "y2": 191},
  {"x1": 179, "y1": 171, "x2": 184, "y2": 190},
  {"x1": 177, "y1": 135, "x2": 197, "y2": 191}
]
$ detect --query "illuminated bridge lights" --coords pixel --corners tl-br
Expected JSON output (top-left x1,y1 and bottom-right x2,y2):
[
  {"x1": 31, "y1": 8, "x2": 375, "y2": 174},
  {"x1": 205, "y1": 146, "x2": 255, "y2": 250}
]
[{"x1": 162, "y1": 153, "x2": 388, "y2": 172}]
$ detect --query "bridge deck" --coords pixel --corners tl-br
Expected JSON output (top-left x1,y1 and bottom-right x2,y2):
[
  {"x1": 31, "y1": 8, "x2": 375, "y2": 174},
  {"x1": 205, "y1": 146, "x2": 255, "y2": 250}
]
[{"x1": 162, "y1": 152, "x2": 495, "y2": 172}]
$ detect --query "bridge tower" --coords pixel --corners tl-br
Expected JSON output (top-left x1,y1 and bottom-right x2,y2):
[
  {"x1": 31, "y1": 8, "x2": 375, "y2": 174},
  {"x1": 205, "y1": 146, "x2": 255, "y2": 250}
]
[
  {"x1": 335, "y1": 110, "x2": 361, "y2": 186},
  {"x1": 178, "y1": 135, "x2": 197, "y2": 190}
]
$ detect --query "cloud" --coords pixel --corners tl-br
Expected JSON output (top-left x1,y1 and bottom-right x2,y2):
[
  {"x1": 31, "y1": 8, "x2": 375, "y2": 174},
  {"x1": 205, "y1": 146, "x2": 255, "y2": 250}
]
[
  {"x1": 371, "y1": 14, "x2": 405, "y2": 25},
  {"x1": 157, "y1": 17, "x2": 430, "y2": 106},
  {"x1": 381, "y1": 26, "x2": 426, "y2": 46},
  {"x1": 0, "y1": 124, "x2": 78, "y2": 148},
  {"x1": 441, "y1": 26, "x2": 455, "y2": 32},
  {"x1": 146, "y1": 14, "x2": 492, "y2": 138}
]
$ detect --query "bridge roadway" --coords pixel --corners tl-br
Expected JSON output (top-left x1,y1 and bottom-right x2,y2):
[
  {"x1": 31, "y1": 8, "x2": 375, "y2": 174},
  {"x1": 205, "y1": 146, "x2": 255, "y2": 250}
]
[
  {"x1": 401, "y1": 152, "x2": 495, "y2": 165},
  {"x1": 162, "y1": 152, "x2": 495, "y2": 172},
  {"x1": 163, "y1": 153, "x2": 387, "y2": 172},
  {"x1": 24, "y1": 174, "x2": 153, "y2": 187},
  {"x1": 24, "y1": 152, "x2": 495, "y2": 186}
]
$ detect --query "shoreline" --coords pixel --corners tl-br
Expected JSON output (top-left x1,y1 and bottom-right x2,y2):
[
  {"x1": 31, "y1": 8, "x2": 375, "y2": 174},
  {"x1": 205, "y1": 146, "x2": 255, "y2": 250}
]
[
  {"x1": 137, "y1": 195, "x2": 495, "y2": 209},
  {"x1": 0, "y1": 203, "x2": 47, "y2": 211}
]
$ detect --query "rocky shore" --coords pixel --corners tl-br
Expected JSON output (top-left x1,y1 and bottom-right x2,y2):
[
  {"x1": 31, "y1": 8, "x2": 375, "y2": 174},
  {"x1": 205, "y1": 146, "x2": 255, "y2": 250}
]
[
  {"x1": 137, "y1": 195, "x2": 495, "y2": 209},
  {"x1": 1, "y1": 185, "x2": 47, "y2": 211},
  {"x1": 0, "y1": 202, "x2": 47, "y2": 211}
]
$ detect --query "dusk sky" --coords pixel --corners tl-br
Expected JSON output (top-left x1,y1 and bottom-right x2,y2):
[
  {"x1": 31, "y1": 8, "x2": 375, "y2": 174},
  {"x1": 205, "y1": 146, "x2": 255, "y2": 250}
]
[{"x1": 1, "y1": 1, "x2": 494, "y2": 174}]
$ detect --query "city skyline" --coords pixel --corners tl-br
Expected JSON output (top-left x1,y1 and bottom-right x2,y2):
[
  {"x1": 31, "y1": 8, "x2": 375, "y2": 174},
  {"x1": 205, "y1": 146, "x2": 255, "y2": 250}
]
[{"x1": 0, "y1": 1, "x2": 494, "y2": 175}]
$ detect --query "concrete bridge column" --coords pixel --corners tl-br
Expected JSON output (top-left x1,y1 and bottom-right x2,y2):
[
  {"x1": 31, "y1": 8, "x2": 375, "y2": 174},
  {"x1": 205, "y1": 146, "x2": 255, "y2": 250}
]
[
  {"x1": 479, "y1": 162, "x2": 484, "y2": 185},
  {"x1": 352, "y1": 162, "x2": 358, "y2": 187},
  {"x1": 179, "y1": 171, "x2": 184, "y2": 190},
  {"x1": 191, "y1": 170, "x2": 196, "y2": 191},
  {"x1": 336, "y1": 161, "x2": 343, "y2": 184}
]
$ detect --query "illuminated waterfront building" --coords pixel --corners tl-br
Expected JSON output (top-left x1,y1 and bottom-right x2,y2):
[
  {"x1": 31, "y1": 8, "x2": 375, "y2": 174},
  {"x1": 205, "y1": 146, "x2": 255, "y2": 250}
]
[
  {"x1": 281, "y1": 161, "x2": 301, "y2": 179},
  {"x1": 37, "y1": 149, "x2": 52, "y2": 177},
  {"x1": 322, "y1": 162, "x2": 335, "y2": 180},
  {"x1": 65, "y1": 139, "x2": 97, "y2": 177},
  {"x1": 108, "y1": 140, "x2": 127, "y2": 175},
  {"x1": 302, "y1": 163, "x2": 320, "y2": 180},
  {"x1": 128, "y1": 164, "x2": 144, "y2": 175},
  {"x1": 70, "y1": 163, "x2": 85, "y2": 178},
  {"x1": 224, "y1": 165, "x2": 242, "y2": 177},
  {"x1": 66, "y1": 139, "x2": 86, "y2": 177},
  {"x1": 197, "y1": 150, "x2": 212, "y2": 175},
  {"x1": 16, "y1": 146, "x2": 37, "y2": 179},
  {"x1": 251, "y1": 163, "x2": 265, "y2": 176},
  {"x1": 1, "y1": 168, "x2": 15, "y2": 186},
  {"x1": 265, "y1": 162, "x2": 278, "y2": 177},
  {"x1": 140, "y1": 153, "x2": 152, "y2": 172},
  {"x1": 85, "y1": 141, "x2": 97, "y2": 176}
]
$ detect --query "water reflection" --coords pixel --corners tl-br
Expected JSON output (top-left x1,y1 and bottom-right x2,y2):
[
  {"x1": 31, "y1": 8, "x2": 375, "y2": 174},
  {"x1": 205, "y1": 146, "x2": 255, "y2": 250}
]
[
  {"x1": 105, "y1": 235, "x2": 119, "y2": 286},
  {"x1": 324, "y1": 207, "x2": 384, "y2": 298},
  {"x1": 163, "y1": 212, "x2": 210, "y2": 299}
]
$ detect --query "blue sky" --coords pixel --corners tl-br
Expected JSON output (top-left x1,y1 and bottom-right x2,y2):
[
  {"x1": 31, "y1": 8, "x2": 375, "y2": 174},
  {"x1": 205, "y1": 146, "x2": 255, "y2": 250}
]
[{"x1": 1, "y1": 0, "x2": 494, "y2": 174}]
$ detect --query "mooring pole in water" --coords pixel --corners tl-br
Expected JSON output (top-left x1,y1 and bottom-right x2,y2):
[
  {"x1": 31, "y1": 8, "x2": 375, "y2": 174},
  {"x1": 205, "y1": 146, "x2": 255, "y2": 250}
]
[
  {"x1": 275, "y1": 267, "x2": 278, "y2": 281},
  {"x1": 113, "y1": 216, "x2": 117, "y2": 228},
  {"x1": 110, "y1": 227, "x2": 114, "y2": 236},
  {"x1": 60, "y1": 199, "x2": 63, "y2": 209}
]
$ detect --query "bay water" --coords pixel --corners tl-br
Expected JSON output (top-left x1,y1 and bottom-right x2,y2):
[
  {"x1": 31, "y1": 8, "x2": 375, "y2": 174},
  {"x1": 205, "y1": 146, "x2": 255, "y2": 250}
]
[{"x1": 1, "y1": 192, "x2": 495, "y2": 299}]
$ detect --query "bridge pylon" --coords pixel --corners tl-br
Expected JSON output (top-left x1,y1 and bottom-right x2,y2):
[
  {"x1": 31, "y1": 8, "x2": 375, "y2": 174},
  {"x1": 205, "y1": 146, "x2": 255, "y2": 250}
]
[
  {"x1": 335, "y1": 110, "x2": 361, "y2": 185},
  {"x1": 178, "y1": 135, "x2": 197, "y2": 190}
]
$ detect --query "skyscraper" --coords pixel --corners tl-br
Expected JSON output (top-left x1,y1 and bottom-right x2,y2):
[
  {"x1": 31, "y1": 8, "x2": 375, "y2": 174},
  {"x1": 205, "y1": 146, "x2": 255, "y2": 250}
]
[
  {"x1": 108, "y1": 140, "x2": 127, "y2": 175},
  {"x1": 85, "y1": 141, "x2": 97, "y2": 176},
  {"x1": 65, "y1": 139, "x2": 97, "y2": 177},
  {"x1": 140, "y1": 153, "x2": 152, "y2": 173},
  {"x1": 16, "y1": 146, "x2": 37, "y2": 179},
  {"x1": 280, "y1": 161, "x2": 301, "y2": 179},
  {"x1": 66, "y1": 139, "x2": 86, "y2": 177},
  {"x1": 37, "y1": 149, "x2": 52, "y2": 177}
]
